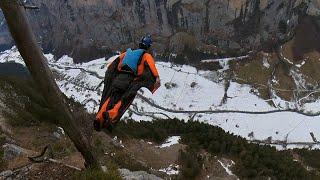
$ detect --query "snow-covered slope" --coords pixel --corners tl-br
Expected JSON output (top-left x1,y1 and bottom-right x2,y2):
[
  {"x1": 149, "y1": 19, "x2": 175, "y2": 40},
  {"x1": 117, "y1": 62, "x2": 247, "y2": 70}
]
[{"x1": 1, "y1": 47, "x2": 320, "y2": 149}]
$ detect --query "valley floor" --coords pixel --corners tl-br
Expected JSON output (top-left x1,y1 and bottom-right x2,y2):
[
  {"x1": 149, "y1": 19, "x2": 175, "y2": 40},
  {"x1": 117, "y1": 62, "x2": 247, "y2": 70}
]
[{"x1": 1, "y1": 47, "x2": 320, "y2": 149}]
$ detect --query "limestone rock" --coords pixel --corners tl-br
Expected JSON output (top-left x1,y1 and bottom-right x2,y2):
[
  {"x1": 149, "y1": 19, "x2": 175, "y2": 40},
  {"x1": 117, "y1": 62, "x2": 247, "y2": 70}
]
[
  {"x1": 0, "y1": 170, "x2": 13, "y2": 178},
  {"x1": 2, "y1": 143, "x2": 30, "y2": 160},
  {"x1": 119, "y1": 168, "x2": 163, "y2": 180},
  {"x1": 0, "y1": 0, "x2": 317, "y2": 62},
  {"x1": 307, "y1": 0, "x2": 320, "y2": 16}
]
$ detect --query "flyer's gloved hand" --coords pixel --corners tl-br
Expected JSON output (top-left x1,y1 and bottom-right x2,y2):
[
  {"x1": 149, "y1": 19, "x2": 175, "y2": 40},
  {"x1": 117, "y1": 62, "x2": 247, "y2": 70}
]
[
  {"x1": 93, "y1": 119, "x2": 101, "y2": 132},
  {"x1": 152, "y1": 77, "x2": 161, "y2": 93}
]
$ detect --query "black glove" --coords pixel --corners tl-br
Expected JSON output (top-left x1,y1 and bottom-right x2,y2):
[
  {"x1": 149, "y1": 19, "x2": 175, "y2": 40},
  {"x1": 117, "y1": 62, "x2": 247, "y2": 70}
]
[{"x1": 93, "y1": 119, "x2": 101, "y2": 132}]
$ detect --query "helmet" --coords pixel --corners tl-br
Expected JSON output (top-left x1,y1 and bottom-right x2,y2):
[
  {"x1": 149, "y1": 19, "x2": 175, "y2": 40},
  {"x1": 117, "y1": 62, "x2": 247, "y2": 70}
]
[{"x1": 139, "y1": 35, "x2": 152, "y2": 50}]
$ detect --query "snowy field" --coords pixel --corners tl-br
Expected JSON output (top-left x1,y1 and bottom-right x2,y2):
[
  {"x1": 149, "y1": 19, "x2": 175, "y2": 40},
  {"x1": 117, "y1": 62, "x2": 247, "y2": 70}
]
[{"x1": 1, "y1": 47, "x2": 320, "y2": 149}]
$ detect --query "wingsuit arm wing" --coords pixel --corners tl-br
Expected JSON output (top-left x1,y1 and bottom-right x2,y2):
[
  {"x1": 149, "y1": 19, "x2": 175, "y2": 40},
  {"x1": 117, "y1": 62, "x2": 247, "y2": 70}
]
[
  {"x1": 143, "y1": 54, "x2": 160, "y2": 93},
  {"x1": 142, "y1": 62, "x2": 160, "y2": 93},
  {"x1": 144, "y1": 53, "x2": 159, "y2": 77},
  {"x1": 99, "y1": 57, "x2": 120, "y2": 110}
]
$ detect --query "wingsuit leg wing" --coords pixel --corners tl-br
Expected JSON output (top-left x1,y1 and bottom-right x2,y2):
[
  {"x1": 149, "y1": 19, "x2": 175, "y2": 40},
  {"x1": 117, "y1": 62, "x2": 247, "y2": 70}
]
[
  {"x1": 98, "y1": 57, "x2": 120, "y2": 110},
  {"x1": 95, "y1": 57, "x2": 121, "y2": 131}
]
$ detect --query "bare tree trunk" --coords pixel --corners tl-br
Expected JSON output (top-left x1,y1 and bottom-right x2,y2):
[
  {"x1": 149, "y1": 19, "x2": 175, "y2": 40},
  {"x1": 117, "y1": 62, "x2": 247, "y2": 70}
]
[{"x1": 0, "y1": 0, "x2": 99, "y2": 168}]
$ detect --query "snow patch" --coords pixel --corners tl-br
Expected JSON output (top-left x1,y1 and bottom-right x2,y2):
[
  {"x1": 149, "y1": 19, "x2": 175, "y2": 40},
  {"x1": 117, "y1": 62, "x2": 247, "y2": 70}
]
[
  {"x1": 262, "y1": 58, "x2": 270, "y2": 69},
  {"x1": 201, "y1": 55, "x2": 249, "y2": 72},
  {"x1": 159, "y1": 164, "x2": 179, "y2": 175},
  {"x1": 280, "y1": 46, "x2": 294, "y2": 65},
  {"x1": 157, "y1": 136, "x2": 181, "y2": 148},
  {"x1": 295, "y1": 60, "x2": 306, "y2": 68},
  {"x1": 57, "y1": 55, "x2": 74, "y2": 65},
  {"x1": 201, "y1": 55, "x2": 249, "y2": 63},
  {"x1": 218, "y1": 159, "x2": 235, "y2": 176}
]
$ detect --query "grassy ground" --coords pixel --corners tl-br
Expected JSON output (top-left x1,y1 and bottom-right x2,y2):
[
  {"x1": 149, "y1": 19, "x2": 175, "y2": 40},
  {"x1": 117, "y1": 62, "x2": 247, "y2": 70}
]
[
  {"x1": 72, "y1": 165, "x2": 122, "y2": 180},
  {"x1": 231, "y1": 16, "x2": 320, "y2": 103},
  {"x1": 232, "y1": 46, "x2": 320, "y2": 102},
  {"x1": 0, "y1": 76, "x2": 55, "y2": 127},
  {"x1": 231, "y1": 52, "x2": 274, "y2": 100}
]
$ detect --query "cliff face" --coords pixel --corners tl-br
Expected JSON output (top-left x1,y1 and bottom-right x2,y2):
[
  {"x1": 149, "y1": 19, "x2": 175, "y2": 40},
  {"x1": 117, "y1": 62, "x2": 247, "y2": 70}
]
[
  {"x1": 0, "y1": 16, "x2": 12, "y2": 52},
  {"x1": 0, "y1": 0, "x2": 319, "y2": 62}
]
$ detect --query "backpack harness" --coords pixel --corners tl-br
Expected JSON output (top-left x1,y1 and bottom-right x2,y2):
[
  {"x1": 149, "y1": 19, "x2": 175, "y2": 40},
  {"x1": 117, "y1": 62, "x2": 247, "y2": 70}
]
[{"x1": 119, "y1": 48, "x2": 146, "y2": 75}]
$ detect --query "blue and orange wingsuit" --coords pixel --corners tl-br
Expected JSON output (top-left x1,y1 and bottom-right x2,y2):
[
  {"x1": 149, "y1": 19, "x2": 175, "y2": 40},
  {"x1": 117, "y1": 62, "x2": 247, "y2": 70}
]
[{"x1": 94, "y1": 35, "x2": 160, "y2": 131}]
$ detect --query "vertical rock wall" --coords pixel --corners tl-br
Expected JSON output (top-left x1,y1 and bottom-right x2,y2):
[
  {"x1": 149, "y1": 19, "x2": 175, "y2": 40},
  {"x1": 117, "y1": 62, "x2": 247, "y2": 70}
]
[{"x1": 0, "y1": 0, "x2": 318, "y2": 62}]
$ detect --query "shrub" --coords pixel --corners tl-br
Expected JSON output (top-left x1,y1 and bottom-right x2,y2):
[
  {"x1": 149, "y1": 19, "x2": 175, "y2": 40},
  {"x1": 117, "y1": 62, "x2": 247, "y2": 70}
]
[
  {"x1": 72, "y1": 167, "x2": 121, "y2": 180},
  {"x1": 0, "y1": 148, "x2": 5, "y2": 171},
  {"x1": 178, "y1": 147, "x2": 202, "y2": 179},
  {"x1": 295, "y1": 149, "x2": 320, "y2": 170}
]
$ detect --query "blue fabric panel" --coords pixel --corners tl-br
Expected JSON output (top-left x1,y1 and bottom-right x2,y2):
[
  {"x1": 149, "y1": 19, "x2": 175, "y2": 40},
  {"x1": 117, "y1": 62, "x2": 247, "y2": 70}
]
[{"x1": 121, "y1": 48, "x2": 145, "y2": 74}]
